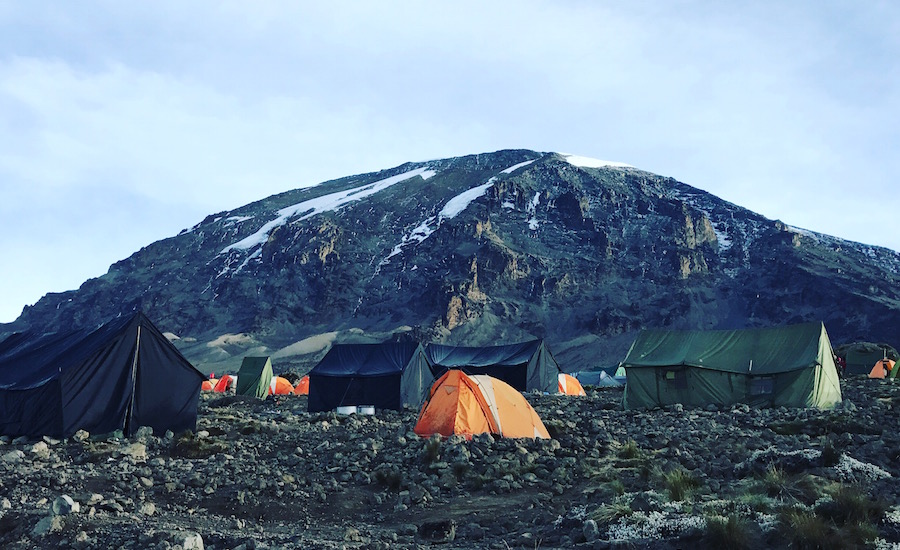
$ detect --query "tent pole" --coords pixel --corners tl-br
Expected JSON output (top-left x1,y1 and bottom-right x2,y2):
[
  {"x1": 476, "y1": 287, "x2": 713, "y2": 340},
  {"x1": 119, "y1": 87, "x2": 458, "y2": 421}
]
[{"x1": 125, "y1": 325, "x2": 141, "y2": 435}]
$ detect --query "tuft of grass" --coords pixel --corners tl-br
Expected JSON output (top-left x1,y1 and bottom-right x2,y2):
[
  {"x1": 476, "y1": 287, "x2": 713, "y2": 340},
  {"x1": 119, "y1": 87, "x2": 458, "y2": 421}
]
[
  {"x1": 663, "y1": 467, "x2": 701, "y2": 502},
  {"x1": 171, "y1": 432, "x2": 229, "y2": 459},
  {"x1": 373, "y1": 467, "x2": 404, "y2": 491},
  {"x1": 779, "y1": 508, "x2": 833, "y2": 550},
  {"x1": 591, "y1": 501, "x2": 632, "y2": 524},
  {"x1": 759, "y1": 466, "x2": 821, "y2": 505},
  {"x1": 422, "y1": 435, "x2": 441, "y2": 464},
  {"x1": 704, "y1": 515, "x2": 759, "y2": 550},
  {"x1": 818, "y1": 484, "x2": 886, "y2": 526},
  {"x1": 618, "y1": 439, "x2": 641, "y2": 460}
]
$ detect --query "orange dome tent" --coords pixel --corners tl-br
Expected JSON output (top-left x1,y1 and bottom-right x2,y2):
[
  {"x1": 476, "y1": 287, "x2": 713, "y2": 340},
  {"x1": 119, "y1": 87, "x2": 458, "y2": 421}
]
[
  {"x1": 414, "y1": 370, "x2": 550, "y2": 440},
  {"x1": 292, "y1": 375, "x2": 310, "y2": 395},
  {"x1": 558, "y1": 373, "x2": 586, "y2": 396},
  {"x1": 269, "y1": 376, "x2": 294, "y2": 395},
  {"x1": 213, "y1": 375, "x2": 236, "y2": 393},
  {"x1": 201, "y1": 379, "x2": 217, "y2": 391},
  {"x1": 868, "y1": 359, "x2": 895, "y2": 379}
]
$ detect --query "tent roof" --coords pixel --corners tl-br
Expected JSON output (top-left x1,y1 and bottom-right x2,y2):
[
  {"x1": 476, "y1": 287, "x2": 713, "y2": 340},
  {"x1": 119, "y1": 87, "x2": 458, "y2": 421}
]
[
  {"x1": 0, "y1": 312, "x2": 200, "y2": 390},
  {"x1": 622, "y1": 322, "x2": 833, "y2": 375},
  {"x1": 310, "y1": 342, "x2": 425, "y2": 377},
  {"x1": 425, "y1": 340, "x2": 545, "y2": 368}
]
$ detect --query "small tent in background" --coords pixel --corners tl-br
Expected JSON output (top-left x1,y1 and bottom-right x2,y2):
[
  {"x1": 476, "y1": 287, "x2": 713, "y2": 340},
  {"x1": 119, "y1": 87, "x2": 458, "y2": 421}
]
[
  {"x1": 293, "y1": 375, "x2": 310, "y2": 395},
  {"x1": 0, "y1": 312, "x2": 205, "y2": 438},
  {"x1": 572, "y1": 369, "x2": 623, "y2": 387},
  {"x1": 557, "y1": 373, "x2": 586, "y2": 395},
  {"x1": 236, "y1": 357, "x2": 274, "y2": 399},
  {"x1": 213, "y1": 375, "x2": 236, "y2": 392},
  {"x1": 622, "y1": 322, "x2": 842, "y2": 410},
  {"x1": 868, "y1": 359, "x2": 895, "y2": 379},
  {"x1": 307, "y1": 342, "x2": 432, "y2": 413},
  {"x1": 840, "y1": 343, "x2": 898, "y2": 375},
  {"x1": 425, "y1": 340, "x2": 561, "y2": 393},
  {"x1": 414, "y1": 370, "x2": 550, "y2": 439},
  {"x1": 269, "y1": 376, "x2": 294, "y2": 395},
  {"x1": 201, "y1": 379, "x2": 216, "y2": 391}
]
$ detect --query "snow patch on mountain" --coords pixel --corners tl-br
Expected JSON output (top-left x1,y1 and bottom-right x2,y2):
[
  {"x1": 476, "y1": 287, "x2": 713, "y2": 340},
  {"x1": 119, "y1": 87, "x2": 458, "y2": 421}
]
[
  {"x1": 379, "y1": 160, "x2": 534, "y2": 267},
  {"x1": 501, "y1": 159, "x2": 536, "y2": 174},
  {"x1": 561, "y1": 153, "x2": 632, "y2": 169},
  {"x1": 221, "y1": 167, "x2": 436, "y2": 254},
  {"x1": 527, "y1": 192, "x2": 541, "y2": 230}
]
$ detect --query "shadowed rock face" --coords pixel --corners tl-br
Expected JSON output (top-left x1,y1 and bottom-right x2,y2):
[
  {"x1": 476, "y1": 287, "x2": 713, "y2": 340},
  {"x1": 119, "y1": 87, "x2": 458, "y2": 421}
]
[{"x1": 4, "y1": 150, "x2": 900, "y2": 371}]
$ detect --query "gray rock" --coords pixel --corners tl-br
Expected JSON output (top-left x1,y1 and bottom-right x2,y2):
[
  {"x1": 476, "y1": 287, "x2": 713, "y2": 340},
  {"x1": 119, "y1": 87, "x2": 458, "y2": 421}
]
[
  {"x1": 180, "y1": 532, "x2": 204, "y2": 550},
  {"x1": 583, "y1": 519, "x2": 600, "y2": 542},
  {"x1": 31, "y1": 515, "x2": 64, "y2": 536},
  {"x1": 2, "y1": 450, "x2": 24, "y2": 463},
  {"x1": 51, "y1": 495, "x2": 80, "y2": 516}
]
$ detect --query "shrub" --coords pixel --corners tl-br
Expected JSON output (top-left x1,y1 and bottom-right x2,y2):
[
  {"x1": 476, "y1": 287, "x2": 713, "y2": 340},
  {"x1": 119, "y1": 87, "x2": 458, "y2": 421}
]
[
  {"x1": 171, "y1": 433, "x2": 229, "y2": 459},
  {"x1": 817, "y1": 484, "x2": 886, "y2": 526},
  {"x1": 618, "y1": 439, "x2": 641, "y2": 459},
  {"x1": 820, "y1": 436, "x2": 841, "y2": 467},
  {"x1": 779, "y1": 508, "x2": 832, "y2": 550},
  {"x1": 591, "y1": 501, "x2": 632, "y2": 524}
]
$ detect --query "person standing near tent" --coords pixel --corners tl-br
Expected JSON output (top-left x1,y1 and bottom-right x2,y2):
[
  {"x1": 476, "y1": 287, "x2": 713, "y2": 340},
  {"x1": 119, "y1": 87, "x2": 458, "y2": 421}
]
[{"x1": 835, "y1": 355, "x2": 846, "y2": 378}]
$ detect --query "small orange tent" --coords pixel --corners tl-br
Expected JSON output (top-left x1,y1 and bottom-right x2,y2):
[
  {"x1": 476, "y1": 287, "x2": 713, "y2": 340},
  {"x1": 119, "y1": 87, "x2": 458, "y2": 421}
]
[
  {"x1": 292, "y1": 375, "x2": 310, "y2": 395},
  {"x1": 201, "y1": 379, "x2": 217, "y2": 391},
  {"x1": 269, "y1": 376, "x2": 294, "y2": 395},
  {"x1": 868, "y1": 359, "x2": 895, "y2": 379},
  {"x1": 558, "y1": 373, "x2": 586, "y2": 396},
  {"x1": 213, "y1": 375, "x2": 236, "y2": 393},
  {"x1": 414, "y1": 370, "x2": 550, "y2": 439}
]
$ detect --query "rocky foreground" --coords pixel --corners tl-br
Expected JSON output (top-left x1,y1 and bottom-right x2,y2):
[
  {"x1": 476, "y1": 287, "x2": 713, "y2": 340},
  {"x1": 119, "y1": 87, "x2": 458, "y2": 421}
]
[{"x1": 1, "y1": 377, "x2": 899, "y2": 549}]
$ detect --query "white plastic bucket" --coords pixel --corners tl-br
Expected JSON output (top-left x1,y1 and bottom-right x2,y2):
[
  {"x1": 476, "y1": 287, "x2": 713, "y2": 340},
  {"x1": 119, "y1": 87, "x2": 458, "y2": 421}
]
[
  {"x1": 357, "y1": 405, "x2": 375, "y2": 415},
  {"x1": 336, "y1": 406, "x2": 357, "y2": 415}
]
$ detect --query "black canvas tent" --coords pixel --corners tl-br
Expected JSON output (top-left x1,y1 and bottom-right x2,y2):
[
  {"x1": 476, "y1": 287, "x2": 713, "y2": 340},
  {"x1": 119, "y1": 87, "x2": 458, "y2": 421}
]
[
  {"x1": 307, "y1": 342, "x2": 432, "y2": 413},
  {"x1": 425, "y1": 340, "x2": 561, "y2": 393},
  {"x1": 0, "y1": 312, "x2": 205, "y2": 438},
  {"x1": 621, "y1": 322, "x2": 842, "y2": 410}
]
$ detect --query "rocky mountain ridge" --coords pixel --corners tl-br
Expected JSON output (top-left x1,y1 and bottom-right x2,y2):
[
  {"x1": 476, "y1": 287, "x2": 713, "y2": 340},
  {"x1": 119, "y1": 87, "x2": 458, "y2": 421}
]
[{"x1": 4, "y1": 149, "x2": 900, "y2": 372}]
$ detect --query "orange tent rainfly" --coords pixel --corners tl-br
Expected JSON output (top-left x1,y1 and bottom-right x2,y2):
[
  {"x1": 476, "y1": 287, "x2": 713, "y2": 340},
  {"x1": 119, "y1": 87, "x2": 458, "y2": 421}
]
[
  {"x1": 414, "y1": 370, "x2": 550, "y2": 440},
  {"x1": 292, "y1": 375, "x2": 310, "y2": 395},
  {"x1": 213, "y1": 375, "x2": 236, "y2": 393},
  {"x1": 868, "y1": 359, "x2": 895, "y2": 379},
  {"x1": 269, "y1": 376, "x2": 294, "y2": 395},
  {"x1": 558, "y1": 373, "x2": 586, "y2": 396},
  {"x1": 201, "y1": 379, "x2": 217, "y2": 391}
]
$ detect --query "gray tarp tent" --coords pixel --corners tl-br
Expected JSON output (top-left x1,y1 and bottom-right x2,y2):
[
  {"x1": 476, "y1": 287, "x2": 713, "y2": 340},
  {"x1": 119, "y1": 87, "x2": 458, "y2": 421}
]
[
  {"x1": 0, "y1": 312, "x2": 205, "y2": 438},
  {"x1": 307, "y1": 342, "x2": 432, "y2": 413},
  {"x1": 425, "y1": 340, "x2": 560, "y2": 393},
  {"x1": 622, "y1": 322, "x2": 842, "y2": 410}
]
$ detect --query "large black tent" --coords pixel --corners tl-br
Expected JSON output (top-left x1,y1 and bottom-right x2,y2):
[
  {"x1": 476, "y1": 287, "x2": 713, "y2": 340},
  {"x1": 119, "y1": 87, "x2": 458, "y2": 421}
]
[
  {"x1": 0, "y1": 312, "x2": 205, "y2": 438},
  {"x1": 307, "y1": 342, "x2": 432, "y2": 413},
  {"x1": 425, "y1": 340, "x2": 561, "y2": 393}
]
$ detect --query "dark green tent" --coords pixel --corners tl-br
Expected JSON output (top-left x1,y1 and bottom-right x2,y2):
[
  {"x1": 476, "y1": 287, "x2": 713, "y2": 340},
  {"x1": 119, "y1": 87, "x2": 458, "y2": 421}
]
[
  {"x1": 622, "y1": 322, "x2": 842, "y2": 410},
  {"x1": 236, "y1": 356, "x2": 274, "y2": 399},
  {"x1": 425, "y1": 340, "x2": 560, "y2": 393}
]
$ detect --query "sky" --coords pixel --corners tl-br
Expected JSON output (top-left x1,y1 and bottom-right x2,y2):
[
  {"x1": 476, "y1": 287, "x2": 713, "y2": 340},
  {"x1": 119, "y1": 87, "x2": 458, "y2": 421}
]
[{"x1": 1, "y1": 1, "x2": 898, "y2": 323}]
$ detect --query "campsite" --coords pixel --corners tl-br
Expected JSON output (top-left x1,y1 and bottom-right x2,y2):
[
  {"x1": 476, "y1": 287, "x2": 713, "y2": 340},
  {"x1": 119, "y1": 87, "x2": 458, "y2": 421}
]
[
  {"x1": 2, "y1": 317, "x2": 900, "y2": 548},
  {"x1": 0, "y1": 365, "x2": 899, "y2": 547}
]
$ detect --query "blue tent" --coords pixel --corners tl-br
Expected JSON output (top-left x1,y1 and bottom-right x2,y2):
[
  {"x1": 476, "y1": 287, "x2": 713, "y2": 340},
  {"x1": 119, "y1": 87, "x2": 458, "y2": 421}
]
[
  {"x1": 0, "y1": 312, "x2": 204, "y2": 438},
  {"x1": 308, "y1": 342, "x2": 432, "y2": 413}
]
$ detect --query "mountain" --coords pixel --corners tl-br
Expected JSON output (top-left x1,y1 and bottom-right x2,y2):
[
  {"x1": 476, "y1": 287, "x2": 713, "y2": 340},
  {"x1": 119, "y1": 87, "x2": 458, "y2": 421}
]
[{"x1": 4, "y1": 150, "x2": 900, "y2": 372}]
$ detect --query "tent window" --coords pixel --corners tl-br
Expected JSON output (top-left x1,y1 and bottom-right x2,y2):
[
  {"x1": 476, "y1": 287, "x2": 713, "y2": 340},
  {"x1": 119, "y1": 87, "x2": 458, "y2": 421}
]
[
  {"x1": 750, "y1": 376, "x2": 774, "y2": 396},
  {"x1": 664, "y1": 369, "x2": 687, "y2": 389}
]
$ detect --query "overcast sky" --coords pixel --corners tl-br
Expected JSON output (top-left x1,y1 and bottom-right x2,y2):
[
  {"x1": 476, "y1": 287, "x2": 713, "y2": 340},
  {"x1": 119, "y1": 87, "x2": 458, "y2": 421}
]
[{"x1": 1, "y1": 1, "x2": 898, "y2": 323}]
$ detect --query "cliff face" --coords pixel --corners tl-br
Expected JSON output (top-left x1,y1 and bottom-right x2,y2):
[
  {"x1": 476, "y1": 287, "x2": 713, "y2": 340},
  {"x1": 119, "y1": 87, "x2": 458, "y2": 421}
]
[{"x1": 6, "y1": 150, "x2": 900, "y2": 371}]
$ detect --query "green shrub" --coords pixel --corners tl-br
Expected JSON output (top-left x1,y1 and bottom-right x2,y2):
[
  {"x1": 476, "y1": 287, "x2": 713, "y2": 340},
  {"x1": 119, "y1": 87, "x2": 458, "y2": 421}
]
[
  {"x1": 618, "y1": 438, "x2": 641, "y2": 459},
  {"x1": 779, "y1": 508, "x2": 832, "y2": 550},
  {"x1": 818, "y1": 484, "x2": 886, "y2": 526},
  {"x1": 591, "y1": 501, "x2": 632, "y2": 524},
  {"x1": 422, "y1": 435, "x2": 441, "y2": 464},
  {"x1": 820, "y1": 436, "x2": 841, "y2": 467}
]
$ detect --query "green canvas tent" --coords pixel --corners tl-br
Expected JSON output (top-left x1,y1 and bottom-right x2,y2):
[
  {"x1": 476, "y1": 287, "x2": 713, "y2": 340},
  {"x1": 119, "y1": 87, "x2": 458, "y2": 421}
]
[
  {"x1": 236, "y1": 356, "x2": 274, "y2": 399},
  {"x1": 622, "y1": 322, "x2": 842, "y2": 410}
]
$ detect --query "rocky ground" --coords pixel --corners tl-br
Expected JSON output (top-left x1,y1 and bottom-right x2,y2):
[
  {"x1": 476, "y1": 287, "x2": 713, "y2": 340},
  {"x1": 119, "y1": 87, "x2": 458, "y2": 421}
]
[{"x1": 1, "y1": 376, "x2": 899, "y2": 549}]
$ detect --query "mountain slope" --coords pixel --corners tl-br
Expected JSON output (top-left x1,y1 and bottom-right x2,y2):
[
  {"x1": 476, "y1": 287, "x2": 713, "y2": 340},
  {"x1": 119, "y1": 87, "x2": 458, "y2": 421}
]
[{"x1": 6, "y1": 149, "x2": 900, "y2": 371}]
